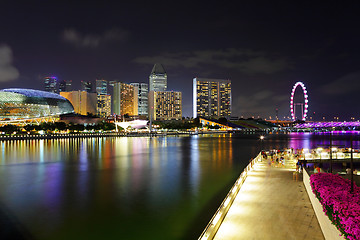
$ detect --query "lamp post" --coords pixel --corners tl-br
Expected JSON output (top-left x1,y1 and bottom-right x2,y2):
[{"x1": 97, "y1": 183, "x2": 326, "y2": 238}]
[
  {"x1": 260, "y1": 135, "x2": 264, "y2": 150},
  {"x1": 259, "y1": 135, "x2": 265, "y2": 161}
]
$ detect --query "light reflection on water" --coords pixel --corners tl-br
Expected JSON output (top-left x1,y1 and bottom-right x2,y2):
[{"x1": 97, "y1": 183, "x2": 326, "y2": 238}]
[{"x1": 0, "y1": 133, "x2": 358, "y2": 240}]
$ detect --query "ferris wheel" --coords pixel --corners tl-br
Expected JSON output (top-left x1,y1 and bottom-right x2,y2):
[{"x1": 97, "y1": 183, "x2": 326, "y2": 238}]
[{"x1": 290, "y1": 82, "x2": 308, "y2": 121}]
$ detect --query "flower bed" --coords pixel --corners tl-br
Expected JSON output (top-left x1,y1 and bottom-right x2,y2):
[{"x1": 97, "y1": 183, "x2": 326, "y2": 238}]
[{"x1": 310, "y1": 173, "x2": 360, "y2": 240}]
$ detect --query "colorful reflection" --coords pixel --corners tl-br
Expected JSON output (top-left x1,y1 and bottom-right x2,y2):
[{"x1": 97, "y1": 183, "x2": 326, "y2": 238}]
[{"x1": 0, "y1": 133, "x2": 356, "y2": 239}]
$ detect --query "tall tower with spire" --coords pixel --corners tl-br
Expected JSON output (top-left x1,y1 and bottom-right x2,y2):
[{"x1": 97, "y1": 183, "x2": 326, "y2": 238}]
[{"x1": 149, "y1": 63, "x2": 167, "y2": 92}]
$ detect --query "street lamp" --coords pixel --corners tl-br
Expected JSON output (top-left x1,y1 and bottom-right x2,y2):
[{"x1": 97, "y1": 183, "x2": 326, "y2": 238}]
[{"x1": 259, "y1": 135, "x2": 265, "y2": 154}]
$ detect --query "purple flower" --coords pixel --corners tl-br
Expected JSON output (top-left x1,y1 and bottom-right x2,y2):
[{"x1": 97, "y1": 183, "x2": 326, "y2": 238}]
[{"x1": 310, "y1": 173, "x2": 360, "y2": 240}]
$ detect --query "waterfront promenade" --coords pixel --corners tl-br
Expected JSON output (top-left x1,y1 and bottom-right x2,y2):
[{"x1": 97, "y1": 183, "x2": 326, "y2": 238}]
[{"x1": 213, "y1": 154, "x2": 325, "y2": 240}]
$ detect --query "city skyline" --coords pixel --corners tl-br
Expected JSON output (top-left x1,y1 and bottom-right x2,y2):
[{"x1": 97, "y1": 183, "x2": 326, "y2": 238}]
[{"x1": 1, "y1": 2, "x2": 360, "y2": 119}]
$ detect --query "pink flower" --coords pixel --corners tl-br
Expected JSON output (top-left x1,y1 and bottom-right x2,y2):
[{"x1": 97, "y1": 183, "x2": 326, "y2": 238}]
[{"x1": 310, "y1": 173, "x2": 360, "y2": 240}]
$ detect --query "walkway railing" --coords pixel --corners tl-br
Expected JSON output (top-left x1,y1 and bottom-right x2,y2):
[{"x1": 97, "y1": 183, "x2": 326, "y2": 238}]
[{"x1": 198, "y1": 152, "x2": 262, "y2": 240}]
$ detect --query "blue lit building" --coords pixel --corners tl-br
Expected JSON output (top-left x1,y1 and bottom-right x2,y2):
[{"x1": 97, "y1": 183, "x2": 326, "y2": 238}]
[{"x1": 0, "y1": 88, "x2": 74, "y2": 120}]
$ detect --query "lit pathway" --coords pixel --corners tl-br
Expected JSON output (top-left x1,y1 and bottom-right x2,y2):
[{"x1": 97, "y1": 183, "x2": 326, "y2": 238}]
[{"x1": 213, "y1": 154, "x2": 325, "y2": 240}]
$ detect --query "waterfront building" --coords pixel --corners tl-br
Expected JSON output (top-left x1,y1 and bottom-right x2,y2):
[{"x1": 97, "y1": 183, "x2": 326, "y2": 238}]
[
  {"x1": 148, "y1": 91, "x2": 182, "y2": 120},
  {"x1": 59, "y1": 80, "x2": 72, "y2": 92},
  {"x1": 199, "y1": 117, "x2": 234, "y2": 130},
  {"x1": 96, "y1": 79, "x2": 108, "y2": 95},
  {"x1": 193, "y1": 78, "x2": 231, "y2": 119},
  {"x1": 0, "y1": 88, "x2": 74, "y2": 120},
  {"x1": 44, "y1": 76, "x2": 57, "y2": 93},
  {"x1": 60, "y1": 91, "x2": 97, "y2": 115},
  {"x1": 112, "y1": 82, "x2": 138, "y2": 116},
  {"x1": 81, "y1": 81, "x2": 93, "y2": 93},
  {"x1": 149, "y1": 63, "x2": 167, "y2": 92},
  {"x1": 130, "y1": 83, "x2": 148, "y2": 116},
  {"x1": 97, "y1": 94, "x2": 111, "y2": 118}
]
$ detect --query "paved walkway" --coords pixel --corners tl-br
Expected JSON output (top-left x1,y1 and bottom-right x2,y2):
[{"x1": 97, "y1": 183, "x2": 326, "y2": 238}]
[{"x1": 213, "y1": 154, "x2": 325, "y2": 240}]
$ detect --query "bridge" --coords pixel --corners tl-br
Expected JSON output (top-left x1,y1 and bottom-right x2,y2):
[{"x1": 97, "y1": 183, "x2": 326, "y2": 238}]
[{"x1": 294, "y1": 121, "x2": 360, "y2": 129}]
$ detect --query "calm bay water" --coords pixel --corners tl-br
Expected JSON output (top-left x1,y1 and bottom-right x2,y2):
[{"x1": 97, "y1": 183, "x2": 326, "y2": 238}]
[{"x1": 0, "y1": 132, "x2": 359, "y2": 240}]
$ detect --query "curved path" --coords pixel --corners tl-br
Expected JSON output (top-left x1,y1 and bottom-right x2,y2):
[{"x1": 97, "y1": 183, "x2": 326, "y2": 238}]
[{"x1": 213, "y1": 154, "x2": 324, "y2": 240}]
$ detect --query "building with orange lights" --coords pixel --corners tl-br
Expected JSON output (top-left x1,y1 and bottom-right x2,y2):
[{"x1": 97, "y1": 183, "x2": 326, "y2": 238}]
[
  {"x1": 148, "y1": 90, "x2": 182, "y2": 120},
  {"x1": 60, "y1": 90, "x2": 97, "y2": 115},
  {"x1": 193, "y1": 78, "x2": 231, "y2": 119}
]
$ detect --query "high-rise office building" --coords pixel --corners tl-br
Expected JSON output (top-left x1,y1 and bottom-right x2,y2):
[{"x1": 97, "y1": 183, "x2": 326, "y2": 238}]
[
  {"x1": 97, "y1": 94, "x2": 111, "y2": 118},
  {"x1": 60, "y1": 91, "x2": 97, "y2": 115},
  {"x1": 44, "y1": 76, "x2": 57, "y2": 93},
  {"x1": 96, "y1": 79, "x2": 108, "y2": 95},
  {"x1": 112, "y1": 82, "x2": 138, "y2": 116},
  {"x1": 130, "y1": 83, "x2": 148, "y2": 116},
  {"x1": 193, "y1": 78, "x2": 231, "y2": 118},
  {"x1": 149, "y1": 63, "x2": 167, "y2": 92},
  {"x1": 59, "y1": 80, "x2": 72, "y2": 92},
  {"x1": 81, "y1": 81, "x2": 93, "y2": 93},
  {"x1": 148, "y1": 91, "x2": 182, "y2": 120},
  {"x1": 95, "y1": 79, "x2": 110, "y2": 118}
]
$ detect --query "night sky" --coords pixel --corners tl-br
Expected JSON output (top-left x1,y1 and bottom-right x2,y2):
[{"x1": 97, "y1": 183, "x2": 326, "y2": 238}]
[{"x1": 1, "y1": 1, "x2": 360, "y2": 120}]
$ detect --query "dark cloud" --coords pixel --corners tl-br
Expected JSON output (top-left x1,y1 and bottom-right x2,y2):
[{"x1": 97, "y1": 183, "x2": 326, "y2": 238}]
[
  {"x1": 62, "y1": 28, "x2": 129, "y2": 48},
  {"x1": 232, "y1": 90, "x2": 289, "y2": 117},
  {"x1": 133, "y1": 48, "x2": 290, "y2": 75},
  {"x1": 321, "y1": 72, "x2": 360, "y2": 95},
  {"x1": 0, "y1": 45, "x2": 19, "y2": 82}
]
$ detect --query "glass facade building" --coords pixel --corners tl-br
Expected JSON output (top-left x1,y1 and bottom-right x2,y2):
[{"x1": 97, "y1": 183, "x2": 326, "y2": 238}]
[
  {"x1": 96, "y1": 79, "x2": 108, "y2": 95},
  {"x1": 0, "y1": 88, "x2": 74, "y2": 119},
  {"x1": 149, "y1": 63, "x2": 167, "y2": 92},
  {"x1": 59, "y1": 80, "x2": 72, "y2": 92},
  {"x1": 81, "y1": 81, "x2": 93, "y2": 93},
  {"x1": 130, "y1": 83, "x2": 148, "y2": 116}
]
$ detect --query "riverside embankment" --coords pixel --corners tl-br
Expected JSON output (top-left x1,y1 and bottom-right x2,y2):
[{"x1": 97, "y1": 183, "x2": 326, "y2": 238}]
[{"x1": 200, "y1": 150, "x2": 325, "y2": 240}]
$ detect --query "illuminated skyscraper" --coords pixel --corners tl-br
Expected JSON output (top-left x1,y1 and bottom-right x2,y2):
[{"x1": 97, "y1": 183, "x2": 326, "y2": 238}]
[
  {"x1": 97, "y1": 94, "x2": 111, "y2": 118},
  {"x1": 96, "y1": 79, "x2": 108, "y2": 95},
  {"x1": 112, "y1": 82, "x2": 138, "y2": 116},
  {"x1": 44, "y1": 76, "x2": 57, "y2": 93},
  {"x1": 149, "y1": 63, "x2": 167, "y2": 92},
  {"x1": 193, "y1": 78, "x2": 231, "y2": 118},
  {"x1": 59, "y1": 80, "x2": 72, "y2": 92},
  {"x1": 130, "y1": 83, "x2": 148, "y2": 116},
  {"x1": 81, "y1": 81, "x2": 93, "y2": 93},
  {"x1": 60, "y1": 91, "x2": 97, "y2": 115},
  {"x1": 95, "y1": 79, "x2": 110, "y2": 118},
  {"x1": 148, "y1": 91, "x2": 182, "y2": 120}
]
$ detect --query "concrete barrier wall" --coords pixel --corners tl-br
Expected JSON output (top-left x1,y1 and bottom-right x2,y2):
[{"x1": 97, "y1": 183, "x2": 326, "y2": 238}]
[{"x1": 303, "y1": 170, "x2": 344, "y2": 240}]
